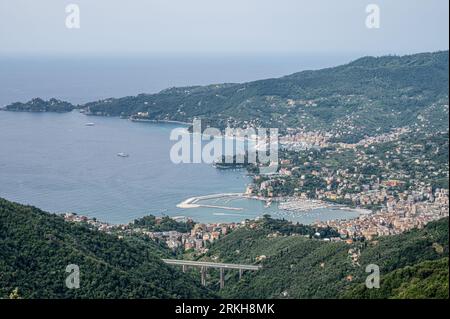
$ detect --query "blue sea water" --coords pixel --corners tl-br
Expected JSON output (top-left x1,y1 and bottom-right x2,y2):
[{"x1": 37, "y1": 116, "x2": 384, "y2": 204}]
[
  {"x1": 0, "y1": 54, "x2": 361, "y2": 224},
  {"x1": 0, "y1": 111, "x2": 250, "y2": 223},
  {"x1": 0, "y1": 53, "x2": 359, "y2": 106}
]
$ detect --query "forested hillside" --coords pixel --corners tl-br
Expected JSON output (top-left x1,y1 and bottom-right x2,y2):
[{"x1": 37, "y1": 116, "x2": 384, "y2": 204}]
[
  {"x1": 3, "y1": 98, "x2": 75, "y2": 113},
  {"x1": 3, "y1": 51, "x2": 447, "y2": 143},
  {"x1": 198, "y1": 217, "x2": 449, "y2": 299},
  {"x1": 80, "y1": 51, "x2": 449, "y2": 142},
  {"x1": 1, "y1": 197, "x2": 448, "y2": 299},
  {"x1": 0, "y1": 198, "x2": 211, "y2": 299},
  {"x1": 344, "y1": 258, "x2": 449, "y2": 299}
]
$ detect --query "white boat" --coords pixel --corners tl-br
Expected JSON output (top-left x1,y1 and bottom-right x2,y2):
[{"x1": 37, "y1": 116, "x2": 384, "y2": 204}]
[
  {"x1": 117, "y1": 152, "x2": 129, "y2": 158},
  {"x1": 85, "y1": 122, "x2": 95, "y2": 126}
]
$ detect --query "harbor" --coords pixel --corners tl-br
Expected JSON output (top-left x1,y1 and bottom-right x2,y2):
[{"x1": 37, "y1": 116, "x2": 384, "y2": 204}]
[
  {"x1": 177, "y1": 193, "x2": 245, "y2": 211},
  {"x1": 176, "y1": 193, "x2": 367, "y2": 224}
]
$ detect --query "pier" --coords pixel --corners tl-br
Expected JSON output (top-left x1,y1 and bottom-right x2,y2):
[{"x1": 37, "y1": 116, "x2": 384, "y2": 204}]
[{"x1": 176, "y1": 193, "x2": 245, "y2": 211}]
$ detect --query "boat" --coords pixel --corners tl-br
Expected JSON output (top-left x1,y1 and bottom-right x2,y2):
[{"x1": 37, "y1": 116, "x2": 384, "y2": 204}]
[
  {"x1": 117, "y1": 152, "x2": 129, "y2": 158},
  {"x1": 264, "y1": 200, "x2": 272, "y2": 208},
  {"x1": 85, "y1": 122, "x2": 95, "y2": 126}
]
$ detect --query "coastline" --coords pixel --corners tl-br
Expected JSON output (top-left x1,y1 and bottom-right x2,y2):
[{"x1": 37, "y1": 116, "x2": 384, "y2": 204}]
[
  {"x1": 129, "y1": 117, "x2": 191, "y2": 126},
  {"x1": 2, "y1": 109, "x2": 372, "y2": 225},
  {"x1": 177, "y1": 193, "x2": 245, "y2": 211},
  {"x1": 176, "y1": 192, "x2": 370, "y2": 220}
]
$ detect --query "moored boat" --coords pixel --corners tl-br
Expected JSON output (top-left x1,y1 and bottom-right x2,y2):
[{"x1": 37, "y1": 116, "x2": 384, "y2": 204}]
[{"x1": 117, "y1": 152, "x2": 129, "y2": 158}]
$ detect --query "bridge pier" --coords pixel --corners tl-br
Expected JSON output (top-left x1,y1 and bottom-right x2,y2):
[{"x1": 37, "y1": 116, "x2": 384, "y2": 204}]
[
  {"x1": 239, "y1": 268, "x2": 244, "y2": 280},
  {"x1": 200, "y1": 266, "x2": 207, "y2": 286},
  {"x1": 219, "y1": 268, "x2": 225, "y2": 289}
]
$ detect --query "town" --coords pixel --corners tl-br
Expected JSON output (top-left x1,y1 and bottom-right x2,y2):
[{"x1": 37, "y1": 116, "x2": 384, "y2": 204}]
[
  {"x1": 63, "y1": 212, "x2": 244, "y2": 254},
  {"x1": 63, "y1": 126, "x2": 449, "y2": 249}
]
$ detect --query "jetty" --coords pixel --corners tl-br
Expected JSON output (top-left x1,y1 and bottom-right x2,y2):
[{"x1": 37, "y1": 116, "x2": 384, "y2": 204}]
[{"x1": 177, "y1": 193, "x2": 244, "y2": 211}]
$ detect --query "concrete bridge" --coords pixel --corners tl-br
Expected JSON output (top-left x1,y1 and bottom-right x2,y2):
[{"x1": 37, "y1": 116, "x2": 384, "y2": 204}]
[{"x1": 162, "y1": 259, "x2": 262, "y2": 289}]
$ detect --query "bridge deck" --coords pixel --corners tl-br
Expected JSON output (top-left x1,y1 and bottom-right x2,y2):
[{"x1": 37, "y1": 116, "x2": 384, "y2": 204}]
[{"x1": 162, "y1": 259, "x2": 261, "y2": 271}]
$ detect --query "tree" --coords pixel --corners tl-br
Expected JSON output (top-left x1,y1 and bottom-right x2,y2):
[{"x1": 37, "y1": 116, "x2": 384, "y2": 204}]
[{"x1": 9, "y1": 288, "x2": 21, "y2": 299}]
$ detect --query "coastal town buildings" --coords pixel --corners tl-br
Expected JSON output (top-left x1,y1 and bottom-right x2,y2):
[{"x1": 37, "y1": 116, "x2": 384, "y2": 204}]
[
  {"x1": 63, "y1": 213, "x2": 243, "y2": 253},
  {"x1": 315, "y1": 188, "x2": 449, "y2": 239}
]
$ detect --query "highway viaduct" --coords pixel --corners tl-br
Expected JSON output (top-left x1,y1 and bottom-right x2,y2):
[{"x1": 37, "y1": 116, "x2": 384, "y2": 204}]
[{"x1": 162, "y1": 259, "x2": 262, "y2": 289}]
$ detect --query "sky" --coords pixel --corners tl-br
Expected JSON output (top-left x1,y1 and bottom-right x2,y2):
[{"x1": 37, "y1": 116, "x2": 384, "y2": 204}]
[{"x1": 0, "y1": 0, "x2": 448, "y2": 56}]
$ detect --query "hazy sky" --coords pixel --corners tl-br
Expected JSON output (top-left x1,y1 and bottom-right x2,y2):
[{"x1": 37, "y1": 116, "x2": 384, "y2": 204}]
[{"x1": 0, "y1": 0, "x2": 448, "y2": 56}]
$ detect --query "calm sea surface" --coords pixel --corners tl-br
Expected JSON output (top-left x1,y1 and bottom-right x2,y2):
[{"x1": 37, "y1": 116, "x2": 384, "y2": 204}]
[
  {"x1": 0, "y1": 55, "x2": 361, "y2": 224},
  {"x1": 0, "y1": 111, "x2": 360, "y2": 224}
]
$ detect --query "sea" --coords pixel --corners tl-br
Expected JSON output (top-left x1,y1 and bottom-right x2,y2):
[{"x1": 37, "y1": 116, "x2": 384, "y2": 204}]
[{"x1": 0, "y1": 53, "x2": 362, "y2": 224}]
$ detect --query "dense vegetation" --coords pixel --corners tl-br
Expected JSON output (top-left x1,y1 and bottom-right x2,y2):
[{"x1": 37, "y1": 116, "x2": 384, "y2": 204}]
[
  {"x1": 199, "y1": 217, "x2": 449, "y2": 299},
  {"x1": 1, "y1": 197, "x2": 447, "y2": 299},
  {"x1": 254, "y1": 215, "x2": 339, "y2": 238},
  {"x1": 0, "y1": 198, "x2": 211, "y2": 299},
  {"x1": 79, "y1": 51, "x2": 448, "y2": 142},
  {"x1": 3, "y1": 98, "x2": 75, "y2": 113},
  {"x1": 132, "y1": 215, "x2": 194, "y2": 233},
  {"x1": 344, "y1": 258, "x2": 449, "y2": 299},
  {"x1": 4, "y1": 52, "x2": 448, "y2": 143}
]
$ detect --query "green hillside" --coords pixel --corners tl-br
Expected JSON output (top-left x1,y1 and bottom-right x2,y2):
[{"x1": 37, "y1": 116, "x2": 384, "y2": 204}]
[
  {"x1": 80, "y1": 51, "x2": 449, "y2": 142},
  {"x1": 344, "y1": 258, "x2": 449, "y2": 299},
  {"x1": 3, "y1": 98, "x2": 75, "y2": 113},
  {"x1": 198, "y1": 217, "x2": 449, "y2": 299},
  {"x1": 1, "y1": 197, "x2": 448, "y2": 299},
  {"x1": 4, "y1": 51, "x2": 448, "y2": 143},
  {"x1": 0, "y1": 198, "x2": 211, "y2": 299}
]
